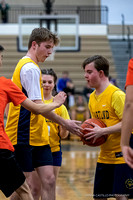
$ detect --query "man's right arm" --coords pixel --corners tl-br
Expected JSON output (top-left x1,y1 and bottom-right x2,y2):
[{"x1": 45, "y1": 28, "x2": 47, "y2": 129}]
[
  {"x1": 121, "y1": 85, "x2": 133, "y2": 168},
  {"x1": 121, "y1": 58, "x2": 133, "y2": 168},
  {"x1": 21, "y1": 98, "x2": 82, "y2": 137},
  {"x1": 121, "y1": 86, "x2": 133, "y2": 147},
  {"x1": 21, "y1": 91, "x2": 67, "y2": 115},
  {"x1": 43, "y1": 110, "x2": 82, "y2": 137}
]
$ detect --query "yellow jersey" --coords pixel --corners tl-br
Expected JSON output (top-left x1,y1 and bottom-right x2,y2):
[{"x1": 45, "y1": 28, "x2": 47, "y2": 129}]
[
  {"x1": 44, "y1": 98, "x2": 70, "y2": 152},
  {"x1": 89, "y1": 84, "x2": 125, "y2": 164},
  {"x1": 6, "y1": 58, "x2": 49, "y2": 146}
]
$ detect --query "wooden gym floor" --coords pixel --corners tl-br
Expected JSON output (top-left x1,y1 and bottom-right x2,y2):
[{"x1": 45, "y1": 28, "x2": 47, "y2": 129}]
[
  {"x1": 56, "y1": 140, "x2": 99, "y2": 200},
  {"x1": 0, "y1": 140, "x2": 100, "y2": 200}
]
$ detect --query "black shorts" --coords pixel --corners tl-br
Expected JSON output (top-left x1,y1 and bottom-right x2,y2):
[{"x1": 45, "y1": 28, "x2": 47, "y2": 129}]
[
  {"x1": 14, "y1": 144, "x2": 53, "y2": 172},
  {"x1": 52, "y1": 151, "x2": 62, "y2": 166},
  {"x1": 94, "y1": 162, "x2": 133, "y2": 198},
  {"x1": 0, "y1": 149, "x2": 25, "y2": 197}
]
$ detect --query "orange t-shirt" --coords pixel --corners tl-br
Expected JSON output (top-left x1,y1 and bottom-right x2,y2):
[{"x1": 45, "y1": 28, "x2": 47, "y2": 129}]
[
  {"x1": 125, "y1": 58, "x2": 133, "y2": 88},
  {"x1": 0, "y1": 77, "x2": 27, "y2": 151}
]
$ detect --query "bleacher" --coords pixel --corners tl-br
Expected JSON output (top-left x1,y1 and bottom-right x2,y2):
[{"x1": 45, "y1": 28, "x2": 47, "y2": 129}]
[
  {"x1": 1, "y1": 34, "x2": 116, "y2": 93},
  {"x1": 109, "y1": 39, "x2": 133, "y2": 91}
]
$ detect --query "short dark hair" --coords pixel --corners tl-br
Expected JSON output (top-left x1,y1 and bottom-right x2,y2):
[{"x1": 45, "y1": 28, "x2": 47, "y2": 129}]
[
  {"x1": 0, "y1": 45, "x2": 4, "y2": 52},
  {"x1": 82, "y1": 55, "x2": 109, "y2": 77},
  {"x1": 28, "y1": 28, "x2": 60, "y2": 49}
]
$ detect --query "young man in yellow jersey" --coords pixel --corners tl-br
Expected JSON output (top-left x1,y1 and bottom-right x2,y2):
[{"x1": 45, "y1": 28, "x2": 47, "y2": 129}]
[
  {"x1": 5, "y1": 28, "x2": 82, "y2": 200},
  {"x1": 82, "y1": 55, "x2": 133, "y2": 199},
  {"x1": 0, "y1": 45, "x2": 66, "y2": 199}
]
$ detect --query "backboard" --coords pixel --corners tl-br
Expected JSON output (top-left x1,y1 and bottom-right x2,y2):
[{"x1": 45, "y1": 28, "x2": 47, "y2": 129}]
[{"x1": 18, "y1": 14, "x2": 80, "y2": 52}]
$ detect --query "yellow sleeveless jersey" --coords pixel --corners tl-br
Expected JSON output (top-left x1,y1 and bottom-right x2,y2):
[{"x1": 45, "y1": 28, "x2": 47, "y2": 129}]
[
  {"x1": 5, "y1": 58, "x2": 49, "y2": 146},
  {"x1": 44, "y1": 98, "x2": 70, "y2": 152},
  {"x1": 89, "y1": 84, "x2": 125, "y2": 164}
]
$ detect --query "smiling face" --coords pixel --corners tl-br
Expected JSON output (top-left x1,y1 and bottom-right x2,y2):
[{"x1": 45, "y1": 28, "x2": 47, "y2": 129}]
[
  {"x1": 84, "y1": 62, "x2": 101, "y2": 89},
  {"x1": 42, "y1": 74, "x2": 55, "y2": 96}
]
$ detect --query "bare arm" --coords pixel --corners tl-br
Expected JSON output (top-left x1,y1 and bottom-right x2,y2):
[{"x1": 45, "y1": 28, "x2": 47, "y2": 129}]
[
  {"x1": 22, "y1": 98, "x2": 82, "y2": 137},
  {"x1": 21, "y1": 99, "x2": 58, "y2": 114},
  {"x1": 84, "y1": 121, "x2": 121, "y2": 141},
  {"x1": 99, "y1": 121, "x2": 121, "y2": 135},
  {"x1": 121, "y1": 86, "x2": 133, "y2": 146},
  {"x1": 21, "y1": 92, "x2": 66, "y2": 115},
  {"x1": 43, "y1": 111, "x2": 82, "y2": 136},
  {"x1": 121, "y1": 85, "x2": 133, "y2": 168},
  {"x1": 59, "y1": 126, "x2": 69, "y2": 139}
]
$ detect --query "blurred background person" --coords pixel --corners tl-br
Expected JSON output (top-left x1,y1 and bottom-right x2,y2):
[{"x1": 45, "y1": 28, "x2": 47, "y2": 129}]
[
  {"x1": 57, "y1": 71, "x2": 71, "y2": 92},
  {"x1": 70, "y1": 94, "x2": 90, "y2": 141},
  {"x1": 63, "y1": 79, "x2": 75, "y2": 110},
  {"x1": 82, "y1": 82, "x2": 94, "y2": 102},
  {"x1": 0, "y1": 0, "x2": 10, "y2": 23},
  {"x1": 70, "y1": 94, "x2": 90, "y2": 122},
  {"x1": 109, "y1": 75, "x2": 119, "y2": 87}
]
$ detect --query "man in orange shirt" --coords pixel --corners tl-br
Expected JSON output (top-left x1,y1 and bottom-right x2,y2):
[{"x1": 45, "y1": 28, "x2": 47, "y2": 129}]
[{"x1": 121, "y1": 58, "x2": 133, "y2": 168}]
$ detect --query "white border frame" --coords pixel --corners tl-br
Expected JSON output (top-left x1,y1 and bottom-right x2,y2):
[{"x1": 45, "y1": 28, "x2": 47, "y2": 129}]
[{"x1": 18, "y1": 14, "x2": 79, "y2": 51}]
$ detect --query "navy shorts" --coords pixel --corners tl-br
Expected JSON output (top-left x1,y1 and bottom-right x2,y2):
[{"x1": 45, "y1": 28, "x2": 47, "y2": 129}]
[
  {"x1": 14, "y1": 144, "x2": 53, "y2": 172},
  {"x1": 94, "y1": 162, "x2": 133, "y2": 198},
  {"x1": 0, "y1": 149, "x2": 25, "y2": 197},
  {"x1": 52, "y1": 151, "x2": 62, "y2": 166}
]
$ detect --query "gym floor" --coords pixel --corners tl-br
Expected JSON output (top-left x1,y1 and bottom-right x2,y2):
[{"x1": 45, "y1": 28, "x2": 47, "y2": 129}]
[
  {"x1": 0, "y1": 140, "x2": 100, "y2": 200},
  {"x1": 56, "y1": 140, "x2": 99, "y2": 200}
]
